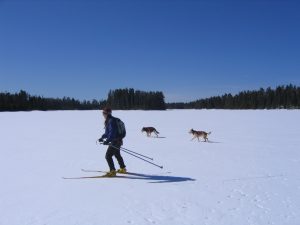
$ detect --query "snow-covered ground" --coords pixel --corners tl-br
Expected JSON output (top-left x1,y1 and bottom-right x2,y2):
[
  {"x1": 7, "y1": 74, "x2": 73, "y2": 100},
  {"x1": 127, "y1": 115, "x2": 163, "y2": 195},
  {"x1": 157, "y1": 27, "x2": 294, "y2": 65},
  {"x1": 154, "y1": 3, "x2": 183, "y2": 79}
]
[{"x1": 0, "y1": 109, "x2": 300, "y2": 225}]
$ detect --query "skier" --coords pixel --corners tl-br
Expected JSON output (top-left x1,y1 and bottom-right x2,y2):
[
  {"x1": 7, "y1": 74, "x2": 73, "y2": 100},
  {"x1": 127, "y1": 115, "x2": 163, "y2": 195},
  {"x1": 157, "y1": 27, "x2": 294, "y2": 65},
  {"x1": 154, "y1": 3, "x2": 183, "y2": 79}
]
[{"x1": 98, "y1": 107, "x2": 127, "y2": 177}]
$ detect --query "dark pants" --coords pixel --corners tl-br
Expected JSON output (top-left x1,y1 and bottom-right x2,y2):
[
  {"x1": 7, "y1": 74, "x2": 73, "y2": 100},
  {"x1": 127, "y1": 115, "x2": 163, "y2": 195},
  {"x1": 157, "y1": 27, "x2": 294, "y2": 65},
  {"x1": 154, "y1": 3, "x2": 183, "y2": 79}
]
[{"x1": 105, "y1": 141, "x2": 126, "y2": 171}]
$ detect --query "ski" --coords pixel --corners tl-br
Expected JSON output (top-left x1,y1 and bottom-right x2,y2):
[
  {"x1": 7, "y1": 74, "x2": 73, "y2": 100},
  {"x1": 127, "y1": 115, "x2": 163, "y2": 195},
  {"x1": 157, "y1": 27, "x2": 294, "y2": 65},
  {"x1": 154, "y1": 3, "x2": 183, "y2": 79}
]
[
  {"x1": 149, "y1": 136, "x2": 166, "y2": 138},
  {"x1": 62, "y1": 175, "x2": 129, "y2": 179},
  {"x1": 63, "y1": 170, "x2": 182, "y2": 182},
  {"x1": 81, "y1": 169, "x2": 130, "y2": 175},
  {"x1": 61, "y1": 169, "x2": 130, "y2": 179},
  {"x1": 80, "y1": 169, "x2": 164, "y2": 177},
  {"x1": 81, "y1": 169, "x2": 144, "y2": 176},
  {"x1": 81, "y1": 169, "x2": 106, "y2": 173}
]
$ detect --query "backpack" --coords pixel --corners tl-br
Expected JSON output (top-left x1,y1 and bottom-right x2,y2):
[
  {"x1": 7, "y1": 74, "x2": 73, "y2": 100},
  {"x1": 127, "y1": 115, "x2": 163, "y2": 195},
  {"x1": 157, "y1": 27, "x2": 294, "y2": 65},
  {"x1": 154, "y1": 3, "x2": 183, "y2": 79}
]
[{"x1": 113, "y1": 117, "x2": 126, "y2": 139}]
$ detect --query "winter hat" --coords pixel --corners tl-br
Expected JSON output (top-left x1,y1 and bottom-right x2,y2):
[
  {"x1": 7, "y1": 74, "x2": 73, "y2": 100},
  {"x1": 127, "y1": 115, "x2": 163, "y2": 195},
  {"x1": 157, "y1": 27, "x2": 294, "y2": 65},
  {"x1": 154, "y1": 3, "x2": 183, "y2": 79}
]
[{"x1": 102, "y1": 106, "x2": 112, "y2": 114}]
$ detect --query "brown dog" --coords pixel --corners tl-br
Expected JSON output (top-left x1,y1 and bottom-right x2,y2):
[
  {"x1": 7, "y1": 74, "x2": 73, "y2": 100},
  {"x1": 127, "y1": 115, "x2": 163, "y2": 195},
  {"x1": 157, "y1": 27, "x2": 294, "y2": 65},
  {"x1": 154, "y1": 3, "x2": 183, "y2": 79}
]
[
  {"x1": 142, "y1": 127, "x2": 159, "y2": 137},
  {"x1": 189, "y1": 129, "x2": 211, "y2": 142}
]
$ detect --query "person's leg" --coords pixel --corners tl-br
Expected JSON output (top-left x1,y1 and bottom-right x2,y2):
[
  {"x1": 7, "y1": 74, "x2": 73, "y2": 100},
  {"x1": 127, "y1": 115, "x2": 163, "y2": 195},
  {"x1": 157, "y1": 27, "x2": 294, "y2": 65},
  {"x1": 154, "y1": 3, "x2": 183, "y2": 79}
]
[
  {"x1": 112, "y1": 142, "x2": 126, "y2": 169},
  {"x1": 105, "y1": 146, "x2": 116, "y2": 171},
  {"x1": 115, "y1": 150, "x2": 126, "y2": 169}
]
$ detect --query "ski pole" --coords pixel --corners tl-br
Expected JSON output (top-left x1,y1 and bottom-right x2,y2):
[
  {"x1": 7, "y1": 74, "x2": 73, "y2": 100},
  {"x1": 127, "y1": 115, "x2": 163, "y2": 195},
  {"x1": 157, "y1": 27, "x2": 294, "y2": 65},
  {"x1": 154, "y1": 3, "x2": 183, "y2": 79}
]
[
  {"x1": 120, "y1": 147, "x2": 163, "y2": 169},
  {"x1": 108, "y1": 144, "x2": 163, "y2": 169},
  {"x1": 119, "y1": 146, "x2": 154, "y2": 161},
  {"x1": 97, "y1": 140, "x2": 154, "y2": 160}
]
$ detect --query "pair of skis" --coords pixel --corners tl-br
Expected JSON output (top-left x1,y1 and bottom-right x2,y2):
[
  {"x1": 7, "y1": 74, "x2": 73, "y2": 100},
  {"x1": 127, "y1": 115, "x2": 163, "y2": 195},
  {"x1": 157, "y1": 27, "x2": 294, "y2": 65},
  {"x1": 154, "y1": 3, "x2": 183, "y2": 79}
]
[{"x1": 63, "y1": 169, "x2": 136, "y2": 179}]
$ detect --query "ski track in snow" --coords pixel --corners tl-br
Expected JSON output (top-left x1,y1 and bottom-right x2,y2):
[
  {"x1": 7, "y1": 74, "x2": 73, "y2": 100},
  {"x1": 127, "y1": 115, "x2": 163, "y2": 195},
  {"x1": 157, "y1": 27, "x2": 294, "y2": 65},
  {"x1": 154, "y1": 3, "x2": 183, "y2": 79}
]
[{"x1": 0, "y1": 110, "x2": 300, "y2": 225}]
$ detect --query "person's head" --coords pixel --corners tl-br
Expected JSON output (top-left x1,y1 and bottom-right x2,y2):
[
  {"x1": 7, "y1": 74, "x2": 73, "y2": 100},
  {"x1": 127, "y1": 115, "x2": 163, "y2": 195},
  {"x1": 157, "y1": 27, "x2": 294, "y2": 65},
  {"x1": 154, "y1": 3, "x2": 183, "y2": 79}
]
[{"x1": 102, "y1": 106, "x2": 112, "y2": 119}]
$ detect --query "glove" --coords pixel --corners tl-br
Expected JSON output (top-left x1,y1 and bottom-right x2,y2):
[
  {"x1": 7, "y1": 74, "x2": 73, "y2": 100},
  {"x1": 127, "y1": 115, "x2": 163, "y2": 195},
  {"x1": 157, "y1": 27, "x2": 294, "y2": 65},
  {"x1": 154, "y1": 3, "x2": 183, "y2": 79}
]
[
  {"x1": 98, "y1": 138, "x2": 104, "y2": 143},
  {"x1": 103, "y1": 140, "x2": 110, "y2": 145}
]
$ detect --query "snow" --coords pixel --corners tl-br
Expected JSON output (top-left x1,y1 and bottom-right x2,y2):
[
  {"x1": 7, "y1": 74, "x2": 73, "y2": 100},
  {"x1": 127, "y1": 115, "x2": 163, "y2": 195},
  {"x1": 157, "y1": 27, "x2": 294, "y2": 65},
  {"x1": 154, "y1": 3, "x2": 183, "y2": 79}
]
[{"x1": 0, "y1": 109, "x2": 300, "y2": 225}]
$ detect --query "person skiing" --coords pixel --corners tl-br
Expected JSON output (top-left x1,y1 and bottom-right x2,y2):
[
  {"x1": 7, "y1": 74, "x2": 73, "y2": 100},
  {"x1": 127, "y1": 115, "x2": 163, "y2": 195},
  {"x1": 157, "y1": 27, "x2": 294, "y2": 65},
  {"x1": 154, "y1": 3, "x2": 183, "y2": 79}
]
[{"x1": 98, "y1": 107, "x2": 127, "y2": 177}]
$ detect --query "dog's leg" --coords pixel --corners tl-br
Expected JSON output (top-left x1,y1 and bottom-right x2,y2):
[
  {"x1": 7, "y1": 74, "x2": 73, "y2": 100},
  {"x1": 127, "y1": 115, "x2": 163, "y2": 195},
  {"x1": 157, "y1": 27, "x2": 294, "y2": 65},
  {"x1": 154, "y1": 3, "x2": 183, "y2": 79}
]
[
  {"x1": 191, "y1": 136, "x2": 196, "y2": 141},
  {"x1": 197, "y1": 136, "x2": 200, "y2": 142}
]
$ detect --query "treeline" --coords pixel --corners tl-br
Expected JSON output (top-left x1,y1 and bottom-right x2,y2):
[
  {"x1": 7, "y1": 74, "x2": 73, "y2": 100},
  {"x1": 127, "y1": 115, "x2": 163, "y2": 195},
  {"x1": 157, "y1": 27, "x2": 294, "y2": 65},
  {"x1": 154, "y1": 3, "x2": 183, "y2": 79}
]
[
  {"x1": 106, "y1": 88, "x2": 166, "y2": 110},
  {"x1": 2, "y1": 85, "x2": 300, "y2": 111},
  {"x1": 0, "y1": 88, "x2": 166, "y2": 111},
  {"x1": 167, "y1": 84, "x2": 300, "y2": 109},
  {"x1": 0, "y1": 90, "x2": 106, "y2": 111}
]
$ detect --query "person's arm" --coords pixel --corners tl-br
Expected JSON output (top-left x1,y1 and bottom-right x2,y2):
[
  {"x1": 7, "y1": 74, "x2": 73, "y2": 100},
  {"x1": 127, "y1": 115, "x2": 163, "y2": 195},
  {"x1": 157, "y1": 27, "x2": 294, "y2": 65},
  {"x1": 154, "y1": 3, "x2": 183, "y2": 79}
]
[
  {"x1": 105, "y1": 119, "x2": 115, "y2": 142},
  {"x1": 100, "y1": 119, "x2": 111, "y2": 140},
  {"x1": 101, "y1": 131, "x2": 108, "y2": 139}
]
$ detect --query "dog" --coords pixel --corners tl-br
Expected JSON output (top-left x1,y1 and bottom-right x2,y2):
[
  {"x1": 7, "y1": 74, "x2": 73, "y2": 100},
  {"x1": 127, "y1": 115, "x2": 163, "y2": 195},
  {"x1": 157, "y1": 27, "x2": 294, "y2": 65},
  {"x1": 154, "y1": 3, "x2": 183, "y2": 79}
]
[
  {"x1": 189, "y1": 129, "x2": 211, "y2": 142},
  {"x1": 141, "y1": 127, "x2": 159, "y2": 137}
]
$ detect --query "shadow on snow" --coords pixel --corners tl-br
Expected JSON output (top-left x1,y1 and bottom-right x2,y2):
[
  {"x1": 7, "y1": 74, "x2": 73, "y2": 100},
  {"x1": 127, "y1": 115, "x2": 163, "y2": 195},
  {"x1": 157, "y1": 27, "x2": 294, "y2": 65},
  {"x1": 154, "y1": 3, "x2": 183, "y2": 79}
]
[
  {"x1": 124, "y1": 172, "x2": 196, "y2": 183},
  {"x1": 63, "y1": 172, "x2": 196, "y2": 184}
]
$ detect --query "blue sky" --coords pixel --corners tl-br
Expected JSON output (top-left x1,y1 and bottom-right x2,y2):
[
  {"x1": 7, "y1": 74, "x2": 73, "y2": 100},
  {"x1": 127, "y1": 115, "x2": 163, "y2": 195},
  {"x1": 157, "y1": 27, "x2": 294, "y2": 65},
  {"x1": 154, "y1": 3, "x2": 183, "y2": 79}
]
[{"x1": 0, "y1": 0, "x2": 299, "y2": 102}]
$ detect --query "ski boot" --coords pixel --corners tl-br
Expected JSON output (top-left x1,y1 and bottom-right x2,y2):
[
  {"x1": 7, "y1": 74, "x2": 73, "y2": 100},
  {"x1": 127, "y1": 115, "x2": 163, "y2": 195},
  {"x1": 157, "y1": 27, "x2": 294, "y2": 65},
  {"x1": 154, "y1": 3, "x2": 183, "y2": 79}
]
[
  {"x1": 103, "y1": 170, "x2": 117, "y2": 177},
  {"x1": 117, "y1": 168, "x2": 127, "y2": 174}
]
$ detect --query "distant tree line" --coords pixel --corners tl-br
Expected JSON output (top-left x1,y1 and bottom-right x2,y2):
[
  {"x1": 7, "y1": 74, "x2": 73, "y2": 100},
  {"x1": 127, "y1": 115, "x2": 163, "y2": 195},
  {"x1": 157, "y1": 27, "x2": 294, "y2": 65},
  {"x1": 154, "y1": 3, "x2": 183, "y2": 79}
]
[
  {"x1": 2, "y1": 85, "x2": 300, "y2": 111},
  {"x1": 0, "y1": 90, "x2": 107, "y2": 111},
  {"x1": 0, "y1": 88, "x2": 166, "y2": 111},
  {"x1": 167, "y1": 84, "x2": 300, "y2": 109},
  {"x1": 106, "y1": 88, "x2": 166, "y2": 110}
]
